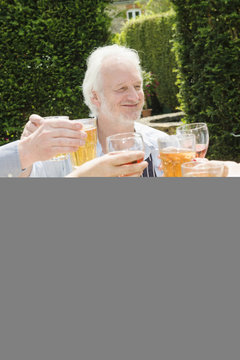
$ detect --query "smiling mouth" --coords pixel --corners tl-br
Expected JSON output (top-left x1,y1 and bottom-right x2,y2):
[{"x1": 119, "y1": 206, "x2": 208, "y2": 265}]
[{"x1": 122, "y1": 104, "x2": 140, "y2": 107}]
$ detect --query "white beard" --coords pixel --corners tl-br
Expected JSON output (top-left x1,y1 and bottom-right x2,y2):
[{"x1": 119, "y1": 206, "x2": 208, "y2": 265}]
[{"x1": 99, "y1": 95, "x2": 143, "y2": 127}]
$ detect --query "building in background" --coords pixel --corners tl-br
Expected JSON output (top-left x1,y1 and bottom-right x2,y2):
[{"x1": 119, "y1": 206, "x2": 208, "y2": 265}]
[{"x1": 109, "y1": 0, "x2": 142, "y2": 33}]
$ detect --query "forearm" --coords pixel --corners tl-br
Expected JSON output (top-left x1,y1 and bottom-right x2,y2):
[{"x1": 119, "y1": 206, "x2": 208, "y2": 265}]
[{"x1": 17, "y1": 138, "x2": 35, "y2": 177}]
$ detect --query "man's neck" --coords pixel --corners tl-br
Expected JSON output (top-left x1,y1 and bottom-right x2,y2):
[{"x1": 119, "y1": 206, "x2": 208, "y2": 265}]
[{"x1": 97, "y1": 117, "x2": 135, "y2": 154}]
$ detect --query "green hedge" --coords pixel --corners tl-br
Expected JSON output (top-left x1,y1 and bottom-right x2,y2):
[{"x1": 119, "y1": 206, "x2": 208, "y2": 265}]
[
  {"x1": 115, "y1": 11, "x2": 179, "y2": 113},
  {"x1": 0, "y1": 0, "x2": 111, "y2": 145},
  {"x1": 172, "y1": 0, "x2": 240, "y2": 161}
]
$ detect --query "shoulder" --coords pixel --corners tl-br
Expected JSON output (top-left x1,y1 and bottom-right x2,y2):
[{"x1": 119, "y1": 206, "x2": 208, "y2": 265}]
[
  {"x1": 135, "y1": 121, "x2": 168, "y2": 137},
  {"x1": 0, "y1": 140, "x2": 19, "y2": 154},
  {"x1": 0, "y1": 141, "x2": 22, "y2": 177}
]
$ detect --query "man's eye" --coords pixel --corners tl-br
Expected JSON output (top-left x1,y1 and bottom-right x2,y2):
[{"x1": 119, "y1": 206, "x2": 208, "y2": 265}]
[
  {"x1": 117, "y1": 87, "x2": 127, "y2": 92},
  {"x1": 135, "y1": 86, "x2": 141, "y2": 90}
]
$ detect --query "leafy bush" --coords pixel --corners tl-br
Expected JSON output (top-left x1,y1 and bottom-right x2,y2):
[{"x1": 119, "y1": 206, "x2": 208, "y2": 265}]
[
  {"x1": 172, "y1": 0, "x2": 240, "y2": 161},
  {"x1": 115, "y1": 11, "x2": 179, "y2": 114},
  {"x1": 142, "y1": 70, "x2": 155, "y2": 109},
  {"x1": 0, "y1": 0, "x2": 111, "y2": 145}
]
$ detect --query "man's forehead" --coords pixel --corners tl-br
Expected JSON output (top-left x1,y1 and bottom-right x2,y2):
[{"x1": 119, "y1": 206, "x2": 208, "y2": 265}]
[{"x1": 101, "y1": 57, "x2": 141, "y2": 76}]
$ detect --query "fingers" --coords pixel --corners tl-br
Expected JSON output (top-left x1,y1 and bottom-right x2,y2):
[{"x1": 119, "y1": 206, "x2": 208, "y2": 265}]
[
  {"x1": 25, "y1": 115, "x2": 86, "y2": 141},
  {"x1": 50, "y1": 146, "x2": 81, "y2": 154},
  {"x1": 27, "y1": 121, "x2": 39, "y2": 134},
  {"x1": 21, "y1": 114, "x2": 43, "y2": 140},
  {"x1": 51, "y1": 136, "x2": 86, "y2": 148},
  {"x1": 45, "y1": 127, "x2": 87, "y2": 140},
  {"x1": 117, "y1": 160, "x2": 148, "y2": 177},
  {"x1": 29, "y1": 114, "x2": 85, "y2": 132},
  {"x1": 109, "y1": 151, "x2": 145, "y2": 166},
  {"x1": 29, "y1": 114, "x2": 43, "y2": 127},
  {"x1": 21, "y1": 121, "x2": 39, "y2": 139},
  {"x1": 48, "y1": 118, "x2": 84, "y2": 130}
]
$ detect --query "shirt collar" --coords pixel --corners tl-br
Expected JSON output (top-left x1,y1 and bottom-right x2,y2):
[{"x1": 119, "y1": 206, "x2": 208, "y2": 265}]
[{"x1": 96, "y1": 122, "x2": 153, "y2": 160}]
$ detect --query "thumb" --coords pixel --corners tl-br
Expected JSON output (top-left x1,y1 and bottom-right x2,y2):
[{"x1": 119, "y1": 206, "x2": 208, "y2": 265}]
[{"x1": 29, "y1": 114, "x2": 43, "y2": 127}]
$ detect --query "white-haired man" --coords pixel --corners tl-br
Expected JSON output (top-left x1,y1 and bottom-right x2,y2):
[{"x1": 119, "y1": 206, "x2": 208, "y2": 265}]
[
  {"x1": 82, "y1": 44, "x2": 168, "y2": 177},
  {"x1": 24, "y1": 45, "x2": 168, "y2": 177}
]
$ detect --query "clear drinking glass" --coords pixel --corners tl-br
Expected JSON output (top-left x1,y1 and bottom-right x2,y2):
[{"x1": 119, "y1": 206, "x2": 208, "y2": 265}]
[
  {"x1": 158, "y1": 134, "x2": 196, "y2": 177},
  {"x1": 176, "y1": 123, "x2": 209, "y2": 158},
  {"x1": 43, "y1": 116, "x2": 70, "y2": 161},
  {"x1": 181, "y1": 160, "x2": 224, "y2": 177},
  {"x1": 70, "y1": 118, "x2": 97, "y2": 169},
  {"x1": 106, "y1": 132, "x2": 144, "y2": 160}
]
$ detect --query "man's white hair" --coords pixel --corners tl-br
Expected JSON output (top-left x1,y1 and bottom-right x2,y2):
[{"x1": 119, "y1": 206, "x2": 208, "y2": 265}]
[{"x1": 82, "y1": 44, "x2": 143, "y2": 117}]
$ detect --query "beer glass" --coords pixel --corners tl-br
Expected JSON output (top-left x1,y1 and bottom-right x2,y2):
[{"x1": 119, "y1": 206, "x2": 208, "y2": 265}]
[
  {"x1": 44, "y1": 116, "x2": 70, "y2": 161},
  {"x1": 181, "y1": 160, "x2": 224, "y2": 177},
  {"x1": 106, "y1": 132, "x2": 144, "y2": 159},
  {"x1": 158, "y1": 134, "x2": 196, "y2": 177},
  {"x1": 70, "y1": 118, "x2": 97, "y2": 169},
  {"x1": 176, "y1": 123, "x2": 209, "y2": 158},
  {"x1": 106, "y1": 132, "x2": 145, "y2": 176}
]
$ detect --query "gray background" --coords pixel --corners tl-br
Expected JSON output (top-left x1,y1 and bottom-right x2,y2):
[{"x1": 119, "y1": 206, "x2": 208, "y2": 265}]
[{"x1": 0, "y1": 178, "x2": 239, "y2": 360}]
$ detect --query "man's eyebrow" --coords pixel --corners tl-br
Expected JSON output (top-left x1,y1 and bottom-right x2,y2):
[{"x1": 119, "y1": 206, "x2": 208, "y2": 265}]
[
  {"x1": 115, "y1": 80, "x2": 142, "y2": 87},
  {"x1": 115, "y1": 82, "x2": 127, "y2": 87}
]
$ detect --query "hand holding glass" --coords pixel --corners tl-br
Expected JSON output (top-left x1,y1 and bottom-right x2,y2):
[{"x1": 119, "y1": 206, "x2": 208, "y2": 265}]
[
  {"x1": 106, "y1": 132, "x2": 145, "y2": 176},
  {"x1": 44, "y1": 116, "x2": 70, "y2": 160}
]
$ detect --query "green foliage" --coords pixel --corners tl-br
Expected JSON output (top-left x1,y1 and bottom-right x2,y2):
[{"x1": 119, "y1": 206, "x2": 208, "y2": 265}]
[
  {"x1": 136, "y1": 0, "x2": 172, "y2": 15},
  {"x1": 0, "y1": 0, "x2": 111, "y2": 145},
  {"x1": 116, "y1": 11, "x2": 179, "y2": 113},
  {"x1": 172, "y1": 0, "x2": 240, "y2": 161},
  {"x1": 142, "y1": 70, "x2": 155, "y2": 108}
]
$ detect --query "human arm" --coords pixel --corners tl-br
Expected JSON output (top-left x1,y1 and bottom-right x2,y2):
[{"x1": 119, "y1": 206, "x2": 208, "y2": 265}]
[
  {"x1": 19, "y1": 114, "x2": 87, "y2": 177},
  {"x1": 0, "y1": 141, "x2": 23, "y2": 177},
  {"x1": 66, "y1": 151, "x2": 147, "y2": 177}
]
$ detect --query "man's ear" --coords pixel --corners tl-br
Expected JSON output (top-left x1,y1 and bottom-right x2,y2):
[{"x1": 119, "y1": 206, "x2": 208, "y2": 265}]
[{"x1": 91, "y1": 90, "x2": 101, "y2": 108}]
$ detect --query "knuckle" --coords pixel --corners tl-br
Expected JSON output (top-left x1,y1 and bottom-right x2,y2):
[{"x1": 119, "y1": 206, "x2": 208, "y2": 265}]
[
  {"x1": 58, "y1": 138, "x2": 67, "y2": 146},
  {"x1": 41, "y1": 129, "x2": 51, "y2": 140}
]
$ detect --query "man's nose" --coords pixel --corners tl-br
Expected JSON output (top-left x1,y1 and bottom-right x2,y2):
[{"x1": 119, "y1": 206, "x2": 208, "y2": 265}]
[{"x1": 127, "y1": 87, "x2": 141, "y2": 101}]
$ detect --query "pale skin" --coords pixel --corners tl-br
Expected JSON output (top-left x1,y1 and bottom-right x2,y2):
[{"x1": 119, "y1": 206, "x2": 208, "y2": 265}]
[
  {"x1": 19, "y1": 115, "x2": 87, "y2": 177},
  {"x1": 91, "y1": 58, "x2": 145, "y2": 154},
  {"x1": 67, "y1": 151, "x2": 148, "y2": 177}
]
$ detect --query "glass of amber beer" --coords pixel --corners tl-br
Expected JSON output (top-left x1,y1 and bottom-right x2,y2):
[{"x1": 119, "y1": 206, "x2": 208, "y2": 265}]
[
  {"x1": 106, "y1": 132, "x2": 144, "y2": 156},
  {"x1": 158, "y1": 134, "x2": 196, "y2": 177},
  {"x1": 70, "y1": 118, "x2": 97, "y2": 169}
]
